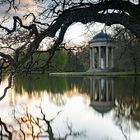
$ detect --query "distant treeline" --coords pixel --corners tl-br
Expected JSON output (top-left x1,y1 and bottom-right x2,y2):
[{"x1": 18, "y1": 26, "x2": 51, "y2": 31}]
[{"x1": 44, "y1": 44, "x2": 140, "y2": 72}]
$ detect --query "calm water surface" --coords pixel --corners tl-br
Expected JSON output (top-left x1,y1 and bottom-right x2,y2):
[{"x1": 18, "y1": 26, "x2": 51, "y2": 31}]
[{"x1": 0, "y1": 74, "x2": 140, "y2": 140}]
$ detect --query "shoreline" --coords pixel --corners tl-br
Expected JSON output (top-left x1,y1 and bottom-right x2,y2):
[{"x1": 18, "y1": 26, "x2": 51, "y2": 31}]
[{"x1": 49, "y1": 72, "x2": 140, "y2": 77}]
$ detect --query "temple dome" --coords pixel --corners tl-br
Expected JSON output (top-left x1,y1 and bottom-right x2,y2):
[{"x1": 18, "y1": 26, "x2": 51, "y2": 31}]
[
  {"x1": 90, "y1": 31, "x2": 112, "y2": 43},
  {"x1": 90, "y1": 101, "x2": 114, "y2": 114}
]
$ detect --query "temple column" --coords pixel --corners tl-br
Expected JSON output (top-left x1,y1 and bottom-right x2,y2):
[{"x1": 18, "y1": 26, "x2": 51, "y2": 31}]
[
  {"x1": 111, "y1": 47, "x2": 114, "y2": 68},
  {"x1": 111, "y1": 79, "x2": 114, "y2": 101},
  {"x1": 90, "y1": 47, "x2": 93, "y2": 69},
  {"x1": 106, "y1": 80, "x2": 109, "y2": 101},
  {"x1": 103, "y1": 48, "x2": 106, "y2": 69},
  {"x1": 106, "y1": 47, "x2": 109, "y2": 69},
  {"x1": 92, "y1": 47, "x2": 95, "y2": 68},
  {"x1": 99, "y1": 79, "x2": 101, "y2": 101},
  {"x1": 98, "y1": 46, "x2": 101, "y2": 68},
  {"x1": 90, "y1": 77, "x2": 94, "y2": 101}
]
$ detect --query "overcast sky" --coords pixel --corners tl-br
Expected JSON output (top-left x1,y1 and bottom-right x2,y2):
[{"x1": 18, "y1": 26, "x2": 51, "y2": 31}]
[{"x1": 0, "y1": 0, "x2": 105, "y2": 46}]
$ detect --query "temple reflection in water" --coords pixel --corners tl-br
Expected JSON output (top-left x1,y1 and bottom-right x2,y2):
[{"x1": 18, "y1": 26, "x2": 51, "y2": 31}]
[{"x1": 89, "y1": 77, "x2": 115, "y2": 115}]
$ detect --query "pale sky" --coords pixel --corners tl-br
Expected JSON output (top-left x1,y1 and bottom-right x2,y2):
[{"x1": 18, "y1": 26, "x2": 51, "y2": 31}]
[
  {"x1": 64, "y1": 22, "x2": 105, "y2": 46},
  {"x1": 0, "y1": 0, "x2": 105, "y2": 46}
]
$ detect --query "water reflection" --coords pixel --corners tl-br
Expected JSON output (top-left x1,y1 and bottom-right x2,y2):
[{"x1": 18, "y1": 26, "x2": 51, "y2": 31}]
[
  {"x1": 0, "y1": 105, "x2": 86, "y2": 140},
  {"x1": 0, "y1": 75, "x2": 140, "y2": 140},
  {"x1": 89, "y1": 77, "x2": 115, "y2": 115},
  {"x1": 13, "y1": 74, "x2": 89, "y2": 106},
  {"x1": 12, "y1": 75, "x2": 140, "y2": 122},
  {"x1": 14, "y1": 74, "x2": 89, "y2": 95}
]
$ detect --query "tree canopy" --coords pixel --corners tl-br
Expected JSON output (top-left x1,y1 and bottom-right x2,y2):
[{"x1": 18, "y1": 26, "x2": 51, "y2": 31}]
[{"x1": 0, "y1": 0, "x2": 140, "y2": 74}]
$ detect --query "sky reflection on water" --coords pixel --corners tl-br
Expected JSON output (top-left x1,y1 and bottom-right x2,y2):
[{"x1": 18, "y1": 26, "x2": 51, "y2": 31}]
[{"x1": 0, "y1": 75, "x2": 140, "y2": 140}]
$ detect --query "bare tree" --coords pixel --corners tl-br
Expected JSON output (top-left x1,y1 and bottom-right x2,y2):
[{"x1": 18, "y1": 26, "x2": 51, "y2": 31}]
[
  {"x1": 0, "y1": 104, "x2": 86, "y2": 140},
  {"x1": 0, "y1": 0, "x2": 140, "y2": 98},
  {"x1": 113, "y1": 26, "x2": 140, "y2": 72}
]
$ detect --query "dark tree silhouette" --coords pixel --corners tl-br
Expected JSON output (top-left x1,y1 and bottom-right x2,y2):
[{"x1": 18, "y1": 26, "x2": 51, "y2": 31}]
[
  {"x1": 0, "y1": 105, "x2": 86, "y2": 140},
  {"x1": 0, "y1": 0, "x2": 140, "y2": 73},
  {"x1": 0, "y1": 0, "x2": 140, "y2": 98}
]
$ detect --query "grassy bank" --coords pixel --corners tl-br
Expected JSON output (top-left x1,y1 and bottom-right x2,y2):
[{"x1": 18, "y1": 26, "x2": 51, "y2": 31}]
[{"x1": 49, "y1": 71, "x2": 140, "y2": 77}]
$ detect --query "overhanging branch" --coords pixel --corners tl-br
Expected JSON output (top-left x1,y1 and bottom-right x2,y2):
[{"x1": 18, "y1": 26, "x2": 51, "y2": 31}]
[{"x1": 0, "y1": 16, "x2": 38, "y2": 36}]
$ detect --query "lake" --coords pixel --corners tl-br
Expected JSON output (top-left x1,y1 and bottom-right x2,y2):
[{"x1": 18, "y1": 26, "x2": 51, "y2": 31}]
[{"x1": 0, "y1": 74, "x2": 140, "y2": 140}]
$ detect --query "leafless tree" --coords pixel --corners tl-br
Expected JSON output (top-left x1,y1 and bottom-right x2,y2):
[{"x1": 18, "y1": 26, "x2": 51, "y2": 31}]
[
  {"x1": 0, "y1": 0, "x2": 140, "y2": 98},
  {"x1": 0, "y1": 104, "x2": 86, "y2": 140}
]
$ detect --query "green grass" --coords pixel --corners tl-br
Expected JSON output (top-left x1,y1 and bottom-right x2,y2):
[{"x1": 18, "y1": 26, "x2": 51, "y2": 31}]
[{"x1": 49, "y1": 71, "x2": 140, "y2": 77}]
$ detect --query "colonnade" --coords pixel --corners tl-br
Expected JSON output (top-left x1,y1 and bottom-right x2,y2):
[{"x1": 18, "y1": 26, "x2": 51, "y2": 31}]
[
  {"x1": 90, "y1": 46, "x2": 114, "y2": 70},
  {"x1": 90, "y1": 78, "x2": 114, "y2": 102},
  {"x1": 89, "y1": 78, "x2": 115, "y2": 114}
]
